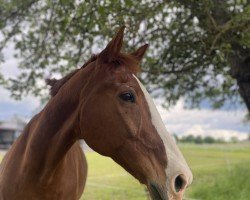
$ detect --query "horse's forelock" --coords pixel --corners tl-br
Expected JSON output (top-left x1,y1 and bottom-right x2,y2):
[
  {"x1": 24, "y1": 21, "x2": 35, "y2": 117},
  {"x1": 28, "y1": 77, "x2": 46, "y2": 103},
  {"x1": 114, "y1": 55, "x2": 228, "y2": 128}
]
[
  {"x1": 46, "y1": 53, "x2": 139, "y2": 97},
  {"x1": 105, "y1": 53, "x2": 140, "y2": 74}
]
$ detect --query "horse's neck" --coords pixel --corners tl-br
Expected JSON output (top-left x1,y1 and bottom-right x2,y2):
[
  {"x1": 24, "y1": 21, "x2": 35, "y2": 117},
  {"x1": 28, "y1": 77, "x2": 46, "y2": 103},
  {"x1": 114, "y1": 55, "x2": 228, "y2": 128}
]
[{"x1": 20, "y1": 88, "x2": 81, "y2": 180}]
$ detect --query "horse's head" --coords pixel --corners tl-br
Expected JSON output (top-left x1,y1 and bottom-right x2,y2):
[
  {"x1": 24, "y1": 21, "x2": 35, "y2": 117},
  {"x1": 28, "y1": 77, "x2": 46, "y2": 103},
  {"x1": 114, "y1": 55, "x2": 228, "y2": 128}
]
[{"x1": 78, "y1": 27, "x2": 192, "y2": 200}]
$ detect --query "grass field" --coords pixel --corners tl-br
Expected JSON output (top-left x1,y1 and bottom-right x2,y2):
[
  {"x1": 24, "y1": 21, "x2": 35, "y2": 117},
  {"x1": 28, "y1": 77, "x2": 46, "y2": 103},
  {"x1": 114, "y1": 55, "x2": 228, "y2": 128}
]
[
  {"x1": 0, "y1": 143, "x2": 249, "y2": 199},
  {"x1": 81, "y1": 142, "x2": 250, "y2": 200}
]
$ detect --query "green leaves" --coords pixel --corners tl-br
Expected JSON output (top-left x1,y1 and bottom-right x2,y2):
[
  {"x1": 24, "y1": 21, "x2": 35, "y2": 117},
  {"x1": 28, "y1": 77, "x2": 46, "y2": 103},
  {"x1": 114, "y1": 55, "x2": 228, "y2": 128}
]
[{"x1": 0, "y1": 0, "x2": 249, "y2": 111}]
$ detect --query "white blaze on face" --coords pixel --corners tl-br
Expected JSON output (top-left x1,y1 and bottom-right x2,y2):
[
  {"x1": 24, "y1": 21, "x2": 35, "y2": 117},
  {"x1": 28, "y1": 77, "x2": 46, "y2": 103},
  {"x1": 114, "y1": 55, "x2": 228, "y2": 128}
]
[{"x1": 133, "y1": 75, "x2": 193, "y2": 192}]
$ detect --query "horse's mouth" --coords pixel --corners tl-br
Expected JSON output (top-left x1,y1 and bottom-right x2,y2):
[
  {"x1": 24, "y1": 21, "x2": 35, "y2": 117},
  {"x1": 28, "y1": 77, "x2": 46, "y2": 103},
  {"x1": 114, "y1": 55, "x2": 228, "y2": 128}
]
[{"x1": 148, "y1": 182, "x2": 168, "y2": 200}]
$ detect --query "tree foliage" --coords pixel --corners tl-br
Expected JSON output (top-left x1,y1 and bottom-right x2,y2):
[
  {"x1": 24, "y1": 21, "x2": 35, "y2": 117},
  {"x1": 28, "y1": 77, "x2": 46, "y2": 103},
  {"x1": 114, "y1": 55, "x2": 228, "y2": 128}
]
[
  {"x1": 0, "y1": 0, "x2": 249, "y2": 111},
  {"x1": 178, "y1": 134, "x2": 225, "y2": 144}
]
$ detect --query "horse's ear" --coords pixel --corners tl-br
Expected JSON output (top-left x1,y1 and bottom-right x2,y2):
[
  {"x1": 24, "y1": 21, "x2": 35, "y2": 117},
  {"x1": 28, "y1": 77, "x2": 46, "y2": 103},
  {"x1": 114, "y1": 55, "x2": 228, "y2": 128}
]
[
  {"x1": 131, "y1": 44, "x2": 149, "y2": 62},
  {"x1": 99, "y1": 26, "x2": 125, "y2": 62}
]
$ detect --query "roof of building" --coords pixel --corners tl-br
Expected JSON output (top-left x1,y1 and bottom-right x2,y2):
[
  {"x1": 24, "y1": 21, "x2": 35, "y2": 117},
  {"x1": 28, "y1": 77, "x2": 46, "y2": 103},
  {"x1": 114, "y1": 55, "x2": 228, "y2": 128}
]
[{"x1": 0, "y1": 116, "x2": 26, "y2": 131}]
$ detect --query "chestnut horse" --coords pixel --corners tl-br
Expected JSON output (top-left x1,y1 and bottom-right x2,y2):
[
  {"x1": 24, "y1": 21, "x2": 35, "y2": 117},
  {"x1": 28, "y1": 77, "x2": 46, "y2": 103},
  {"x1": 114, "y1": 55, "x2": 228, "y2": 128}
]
[{"x1": 0, "y1": 27, "x2": 192, "y2": 200}]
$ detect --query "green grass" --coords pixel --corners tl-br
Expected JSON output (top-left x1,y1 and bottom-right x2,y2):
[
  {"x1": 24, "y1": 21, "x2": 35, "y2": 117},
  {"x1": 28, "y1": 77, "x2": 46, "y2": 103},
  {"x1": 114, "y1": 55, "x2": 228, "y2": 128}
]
[
  {"x1": 1, "y1": 142, "x2": 250, "y2": 199},
  {"x1": 82, "y1": 143, "x2": 250, "y2": 200},
  {"x1": 181, "y1": 143, "x2": 250, "y2": 200},
  {"x1": 191, "y1": 163, "x2": 250, "y2": 200},
  {"x1": 81, "y1": 152, "x2": 147, "y2": 200}
]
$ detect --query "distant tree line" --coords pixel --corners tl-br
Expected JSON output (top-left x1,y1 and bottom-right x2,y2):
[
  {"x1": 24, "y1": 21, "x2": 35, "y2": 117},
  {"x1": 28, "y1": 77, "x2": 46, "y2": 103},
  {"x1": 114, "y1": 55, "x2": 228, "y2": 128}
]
[{"x1": 173, "y1": 134, "x2": 227, "y2": 144}]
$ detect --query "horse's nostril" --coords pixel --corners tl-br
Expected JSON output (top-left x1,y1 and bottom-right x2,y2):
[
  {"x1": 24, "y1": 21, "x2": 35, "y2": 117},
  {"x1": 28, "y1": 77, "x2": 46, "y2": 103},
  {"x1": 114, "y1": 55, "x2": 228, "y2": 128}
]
[{"x1": 174, "y1": 175, "x2": 185, "y2": 193}]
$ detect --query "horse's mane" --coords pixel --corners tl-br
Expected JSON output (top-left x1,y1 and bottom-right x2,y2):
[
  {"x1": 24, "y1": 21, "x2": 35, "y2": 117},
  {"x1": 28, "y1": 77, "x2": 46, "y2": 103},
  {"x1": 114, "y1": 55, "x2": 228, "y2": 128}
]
[
  {"x1": 46, "y1": 55, "x2": 98, "y2": 96},
  {"x1": 46, "y1": 53, "x2": 139, "y2": 97}
]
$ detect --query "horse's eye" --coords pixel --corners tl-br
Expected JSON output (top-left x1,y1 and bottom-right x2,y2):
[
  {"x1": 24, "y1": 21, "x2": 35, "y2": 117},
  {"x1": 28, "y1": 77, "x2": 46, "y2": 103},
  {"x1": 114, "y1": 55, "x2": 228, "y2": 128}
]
[{"x1": 119, "y1": 92, "x2": 135, "y2": 103}]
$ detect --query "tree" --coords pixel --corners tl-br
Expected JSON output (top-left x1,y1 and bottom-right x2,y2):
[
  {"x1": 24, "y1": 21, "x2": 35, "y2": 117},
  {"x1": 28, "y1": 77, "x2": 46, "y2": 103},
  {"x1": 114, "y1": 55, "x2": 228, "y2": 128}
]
[
  {"x1": 194, "y1": 136, "x2": 203, "y2": 144},
  {"x1": 203, "y1": 136, "x2": 216, "y2": 144},
  {"x1": 230, "y1": 136, "x2": 239, "y2": 143},
  {"x1": 181, "y1": 135, "x2": 195, "y2": 143},
  {"x1": 0, "y1": 0, "x2": 249, "y2": 113}
]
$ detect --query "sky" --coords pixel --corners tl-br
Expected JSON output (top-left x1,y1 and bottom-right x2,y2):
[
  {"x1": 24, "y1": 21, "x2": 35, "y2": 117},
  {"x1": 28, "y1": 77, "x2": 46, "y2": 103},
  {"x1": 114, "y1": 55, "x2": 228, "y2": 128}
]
[{"x1": 0, "y1": 42, "x2": 249, "y2": 141}]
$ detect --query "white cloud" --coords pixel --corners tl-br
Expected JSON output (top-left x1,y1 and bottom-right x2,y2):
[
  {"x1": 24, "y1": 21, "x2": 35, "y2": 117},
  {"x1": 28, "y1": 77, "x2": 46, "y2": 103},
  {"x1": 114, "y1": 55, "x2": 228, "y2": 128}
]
[
  {"x1": 154, "y1": 99, "x2": 249, "y2": 141},
  {"x1": 183, "y1": 125, "x2": 248, "y2": 141},
  {"x1": 0, "y1": 41, "x2": 40, "y2": 119},
  {"x1": 1, "y1": 59, "x2": 20, "y2": 78},
  {"x1": 0, "y1": 86, "x2": 40, "y2": 120},
  {"x1": 0, "y1": 41, "x2": 21, "y2": 78},
  {"x1": 0, "y1": 86, "x2": 39, "y2": 107}
]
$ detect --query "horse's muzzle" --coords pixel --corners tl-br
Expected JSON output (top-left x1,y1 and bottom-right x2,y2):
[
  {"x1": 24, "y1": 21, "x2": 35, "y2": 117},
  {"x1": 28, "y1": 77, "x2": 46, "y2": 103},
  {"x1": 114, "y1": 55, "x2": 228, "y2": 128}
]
[
  {"x1": 148, "y1": 182, "x2": 168, "y2": 200},
  {"x1": 148, "y1": 180, "x2": 188, "y2": 200}
]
